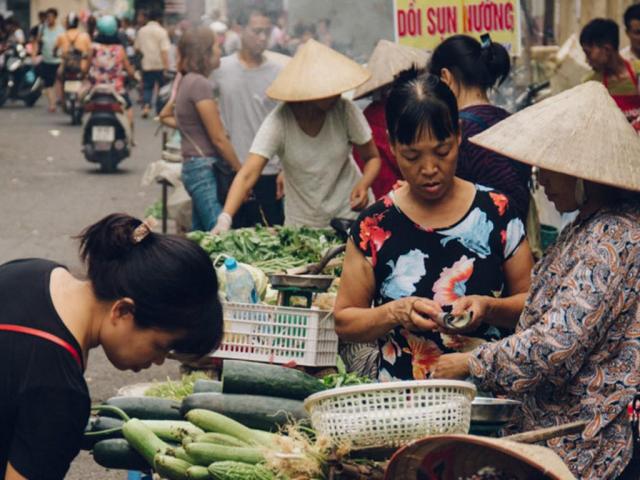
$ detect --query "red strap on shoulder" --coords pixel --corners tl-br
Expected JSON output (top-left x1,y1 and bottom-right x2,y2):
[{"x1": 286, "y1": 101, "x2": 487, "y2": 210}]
[{"x1": 0, "y1": 324, "x2": 83, "y2": 369}]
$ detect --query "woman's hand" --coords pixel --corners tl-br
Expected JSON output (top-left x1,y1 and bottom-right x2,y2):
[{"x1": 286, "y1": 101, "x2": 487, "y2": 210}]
[
  {"x1": 387, "y1": 297, "x2": 442, "y2": 332},
  {"x1": 430, "y1": 352, "x2": 472, "y2": 379},
  {"x1": 350, "y1": 181, "x2": 369, "y2": 211},
  {"x1": 276, "y1": 172, "x2": 285, "y2": 200},
  {"x1": 211, "y1": 212, "x2": 232, "y2": 235},
  {"x1": 436, "y1": 295, "x2": 493, "y2": 333}
]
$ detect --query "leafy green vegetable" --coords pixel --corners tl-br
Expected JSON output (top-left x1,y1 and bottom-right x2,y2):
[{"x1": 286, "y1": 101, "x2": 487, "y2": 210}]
[
  {"x1": 188, "y1": 226, "x2": 343, "y2": 274},
  {"x1": 321, "y1": 356, "x2": 372, "y2": 389},
  {"x1": 144, "y1": 200, "x2": 163, "y2": 220},
  {"x1": 144, "y1": 372, "x2": 210, "y2": 401}
]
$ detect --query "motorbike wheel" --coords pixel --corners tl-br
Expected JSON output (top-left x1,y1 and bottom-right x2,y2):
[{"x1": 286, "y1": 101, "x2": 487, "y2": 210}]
[
  {"x1": 24, "y1": 91, "x2": 41, "y2": 107},
  {"x1": 0, "y1": 73, "x2": 9, "y2": 107},
  {"x1": 71, "y1": 105, "x2": 82, "y2": 125},
  {"x1": 99, "y1": 155, "x2": 118, "y2": 174}
]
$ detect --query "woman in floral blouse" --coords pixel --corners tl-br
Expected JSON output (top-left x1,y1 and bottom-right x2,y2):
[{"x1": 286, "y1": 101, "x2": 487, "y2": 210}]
[
  {"x1": 334, "y1": 70, "x2": 534, "y2": 382},
  {"x1": 431, "y1": 81, "x2": 640, "y2": 479}
]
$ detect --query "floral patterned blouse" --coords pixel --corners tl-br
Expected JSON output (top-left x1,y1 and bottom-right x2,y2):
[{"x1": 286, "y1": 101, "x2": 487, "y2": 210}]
[
  {"x1": 351, "y1": 185, "x2": 526, "y2": 381},
  {"x1": 469, "y1": 203, "x2": 640, "y2": 479}
]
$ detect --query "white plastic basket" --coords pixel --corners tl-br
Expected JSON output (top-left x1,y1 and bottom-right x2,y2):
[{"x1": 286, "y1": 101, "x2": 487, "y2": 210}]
[
  {"x1": 210, "y1": 302, "x2": 339, "y2": 367},
  {"x1": 304, "y1": 380, "x2": 476, "y2": 449}
]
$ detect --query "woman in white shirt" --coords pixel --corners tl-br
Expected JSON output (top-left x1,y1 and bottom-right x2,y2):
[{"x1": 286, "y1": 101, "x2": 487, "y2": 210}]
[{"x1": 213, "y1": 39, "x2": 381, "y2": 231}]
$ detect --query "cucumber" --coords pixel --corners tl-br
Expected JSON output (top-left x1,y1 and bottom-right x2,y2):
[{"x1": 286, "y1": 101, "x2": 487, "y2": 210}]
[
  {"x1": 172, "y1": 446, "x2": 198, "y2": 464},
  {"x1": 222, "y1": 360, "x2": 325, "y2": 400},
  {"x1": 181, "y1": 393, "x2": 308, "y2": 431},
  {"x1": 142, "y1": 420, "x2": 204, "y2": 442},
  {"x1": 185, "y1": 409, "x2": 268, "y2": 447},
  {"x1": 154, "y1": 454, "x2": 192, "y2": 480},
  {"x1": 185, "y1": 443, "x2": 264, "y2": 466},
  {"x1": 92, "y1": 438, "x2": 149, "y2": 471},
  {"x1": 191, "y1": 432, "x2": 249, "y2": 447},
  {"x1": 104, "y1": 396, "x2": 182, "y2": 420},
  {"x1": 208, "y1": 461, "x2": 275, "y2": 480},
  {"x1": 122, "y1": 418, "x2": 172, "y2": 467},
  {"x1": 194, "y1": 379, "x2": 223, "y2": 393},
  {"x1": 251, "y1": 430, "x2": 279, "y2": 445},
  {"x1": 82, "y1": 416, "x2": 124, "y2": 450},
  {"x1": 187, "y1": 465, "x2": 212, "y2": 479}
]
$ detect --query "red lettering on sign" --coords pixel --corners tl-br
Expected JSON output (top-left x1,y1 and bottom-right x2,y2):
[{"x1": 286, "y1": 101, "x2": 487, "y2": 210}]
[
  {"x1": 494, "y1": 4, "x2": 504, "y2": 30},
  {"x1": 408, "y1": 8, "x2": 418, "y2": 36},
  {"x1": 483, "y1": 2, "x2": 494, "y2": 31},
  {"x1": 426, "y1": 7, "x2": 436, "y2": 35},
  {"x1": 426, "y1": 6, "x2": 457, "y2": 36},
  {"x1": 463, "y1": 2, "x2": 515, "y2": 33},
  {"x1": 505, "y1": 3, "x2": 514, "y2": 30},
  {"x1": 397, "y1": 10, "x2": 407, "y2": 36}
]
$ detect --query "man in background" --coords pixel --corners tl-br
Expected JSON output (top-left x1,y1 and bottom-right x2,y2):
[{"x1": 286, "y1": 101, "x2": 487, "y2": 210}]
[
  {"x1": 34, "y1": 8, "x2": 64, "y2": 113},
  {"x1": 581, "y1": 18, "x2": 640, "y2": 131},
  {"x1": 28, "y1": 11, "x2": 46, "y2": 51},
  {"x1": 134, "y1": 8, "x2": 169, "y2": 118},
  {"x1": 212, "y1": 7, "x2": 286, "y2": 227},
  {"x1": 622, "y1": 3, "x2": 640, "y2": 62}
]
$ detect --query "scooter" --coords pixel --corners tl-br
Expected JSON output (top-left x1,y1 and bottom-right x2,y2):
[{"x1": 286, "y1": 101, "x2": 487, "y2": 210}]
[
  {"x1": 62, "y1": 67, "x2": 84, "y2": 125},
  {"x1": 0, "y1": 43, "x2": 42, "y2": 108},
  {"x1": 82, "y1": 85, "x2": 131, "y2": 173}
]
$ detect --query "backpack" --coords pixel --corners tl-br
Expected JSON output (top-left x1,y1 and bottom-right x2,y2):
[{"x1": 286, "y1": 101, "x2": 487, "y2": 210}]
[{"x1": 63, "y1": 33, "x2": 84, "y2": 73}]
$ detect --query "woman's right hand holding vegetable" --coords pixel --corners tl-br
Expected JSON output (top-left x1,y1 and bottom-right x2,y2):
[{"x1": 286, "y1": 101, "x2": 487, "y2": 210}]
[{"x1": 387, "y1": 296, "x2": 442, "y2": 332}]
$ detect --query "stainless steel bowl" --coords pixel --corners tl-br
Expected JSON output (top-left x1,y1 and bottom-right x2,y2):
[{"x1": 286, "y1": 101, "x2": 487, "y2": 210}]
[{"x1": 471, "y1": 397, "x2": 521, "y2": 424}]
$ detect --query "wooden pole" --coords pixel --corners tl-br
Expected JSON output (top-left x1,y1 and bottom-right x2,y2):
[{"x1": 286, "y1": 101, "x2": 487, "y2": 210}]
[{"x1": 543, "y1": 0, "x2": 555, "y2": 44}]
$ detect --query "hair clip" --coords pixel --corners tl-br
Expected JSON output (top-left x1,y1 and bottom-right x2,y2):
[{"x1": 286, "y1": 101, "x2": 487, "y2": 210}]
[
  {"x1": 132, "y1": 217, "x2": 158, "y2": 244},
  {"x1": 480, "y1": 33, "x2": 492, "y2": 49}
]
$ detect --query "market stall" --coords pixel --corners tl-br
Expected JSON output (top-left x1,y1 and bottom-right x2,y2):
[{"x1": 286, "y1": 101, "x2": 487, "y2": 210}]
[{"x1": 84, "y1": 359, "x2": 587, "y2": 479}]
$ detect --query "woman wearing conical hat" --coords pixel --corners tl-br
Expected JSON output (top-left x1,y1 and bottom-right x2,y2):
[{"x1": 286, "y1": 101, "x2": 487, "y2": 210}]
[
  {"x1": 211, "y1": 39, "x2": 381, "y2": 231},
  {"x1": 431, "y1": 81, "x2": 640, "y2": 479}
]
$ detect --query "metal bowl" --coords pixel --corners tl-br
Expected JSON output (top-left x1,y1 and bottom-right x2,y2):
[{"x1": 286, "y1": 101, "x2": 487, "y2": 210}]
[{"x1": 471, "y1": 397, "x2": 521, "y2": 424}]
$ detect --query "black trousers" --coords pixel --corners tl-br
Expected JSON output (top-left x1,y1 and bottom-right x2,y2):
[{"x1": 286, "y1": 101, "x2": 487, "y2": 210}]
[{"x1": 233, "y1": 174, "x2": 284, "y2": 228}]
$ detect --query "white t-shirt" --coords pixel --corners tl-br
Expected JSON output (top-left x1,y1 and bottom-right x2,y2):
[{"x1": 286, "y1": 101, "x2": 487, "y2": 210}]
[
  {"x1": 250, "y1": 98, "x2": 372, "y2": 228},
  {"x1": 212, "y1": 53, "x2": 283, "y2": 175},
  {"x1": 134, "y1": 21, "x2": 170, "y2": 71},
  {"x1": 621, "y1": 45, "x2": 640, "y2": 62}
]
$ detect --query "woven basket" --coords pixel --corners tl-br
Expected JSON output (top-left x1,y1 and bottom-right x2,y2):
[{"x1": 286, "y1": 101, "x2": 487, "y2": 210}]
[{"x1": 304, "y1": 380, "x2": 476, "y2": 449}]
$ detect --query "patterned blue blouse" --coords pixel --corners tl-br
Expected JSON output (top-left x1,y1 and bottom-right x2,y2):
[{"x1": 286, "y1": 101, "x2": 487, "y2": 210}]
[{"x1": 350, "y1": 185, "x2": 526, "y2": 381}]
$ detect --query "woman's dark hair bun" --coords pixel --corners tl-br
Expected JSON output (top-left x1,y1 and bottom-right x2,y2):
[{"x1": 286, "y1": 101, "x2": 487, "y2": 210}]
[
  {"x1": 428, "y1": 34, "x2": 511, "y2": 91},
  {"x1": 482, "y1": 41, "x2": 511, "y2": 87},
  {"x1": 78, "y1": 213, "x2": 144, "y2": 262}
]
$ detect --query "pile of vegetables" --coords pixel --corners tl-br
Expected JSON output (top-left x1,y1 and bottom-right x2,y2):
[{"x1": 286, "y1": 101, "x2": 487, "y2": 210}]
[
  {"x1": 88, "y1": 360, "x2": 374, "y2": 479},
  {"x1": 188, "y1": 226, "x2": 343, "y2": 275},
  {"x1": 145, "y1": 372, "x2": 211, "y2": 401}
]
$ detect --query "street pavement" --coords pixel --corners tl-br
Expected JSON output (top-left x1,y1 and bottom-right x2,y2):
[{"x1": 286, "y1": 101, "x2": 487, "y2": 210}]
[{"x1": 0, "y1": 97, "x2": 183, "y2": 478}]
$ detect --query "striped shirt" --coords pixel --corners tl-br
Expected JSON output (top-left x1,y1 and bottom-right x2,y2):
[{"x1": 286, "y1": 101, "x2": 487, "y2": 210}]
[{"x1": 458, "y1": 105, "x2": 531, "y2": 222}]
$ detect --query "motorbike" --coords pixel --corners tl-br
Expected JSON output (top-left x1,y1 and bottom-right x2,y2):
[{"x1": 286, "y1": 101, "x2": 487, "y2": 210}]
[
  {"x1": 62, "y1": 67, "x2": 84, "y2": 125},
  {"x1": 82, "y1": 85, "x2": 131, "y2": 173},
  {"x1": 0, "y1": 43, "x2": 43, "y2": 108},
  {"x1": 514, "y1": 80, "x2": 551, "y2": 112}
]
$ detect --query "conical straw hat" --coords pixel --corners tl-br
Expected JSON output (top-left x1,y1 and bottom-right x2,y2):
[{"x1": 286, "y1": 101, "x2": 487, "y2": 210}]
[
  {"x1": 470, "y1": 81, "x2": 640, "y2": 191},
  {"x1": 384, "y1": 434, "x2": 576, "y2": 480},
  {"x1": 354, "y1": 40, "x2": 431, "y2": 99},
  {"x1": 266, "y1": 39, "x2": 371, "y2": 102}
]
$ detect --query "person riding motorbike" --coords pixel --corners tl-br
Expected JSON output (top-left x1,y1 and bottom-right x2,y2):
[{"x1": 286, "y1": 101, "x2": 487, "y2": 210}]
[
  {"x1": 84, "y1": 15, "x2": 138, "y2": 141},
  {"x1": 55, "y1": 12, "x2": 91, "y2": 77}
]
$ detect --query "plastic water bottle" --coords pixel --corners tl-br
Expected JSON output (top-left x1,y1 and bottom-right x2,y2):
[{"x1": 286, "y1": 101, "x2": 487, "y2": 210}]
[{"x1": 224, "y1": 257, "x2": 258, "y2": 304}]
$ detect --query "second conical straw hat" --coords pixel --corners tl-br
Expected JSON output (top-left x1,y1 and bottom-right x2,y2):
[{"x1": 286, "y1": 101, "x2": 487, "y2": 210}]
[
  {"x1": 470, "y1": 81, "x2": 640, "y2": 191},
  {"x1": 354, "y1": 40, "x2": 431, "y2": 99},
  {"x1": 266, "y1": 39, "x2": 371, "y2": 102}
]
